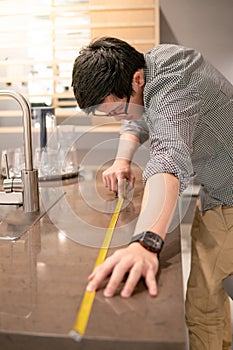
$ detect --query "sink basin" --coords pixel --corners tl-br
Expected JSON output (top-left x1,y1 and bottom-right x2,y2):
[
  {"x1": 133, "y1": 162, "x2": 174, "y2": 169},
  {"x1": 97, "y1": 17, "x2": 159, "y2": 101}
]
[
  {"x1": 0, "y1": 204, "x2": 44, "y2": 241},
  {"x1": 0, "y1": 191, "x2": 65, "y2": 241}
]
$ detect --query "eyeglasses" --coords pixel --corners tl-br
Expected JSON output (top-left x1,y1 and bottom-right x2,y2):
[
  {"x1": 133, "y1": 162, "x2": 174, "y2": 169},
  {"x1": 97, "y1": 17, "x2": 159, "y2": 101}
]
[{"x1": 91, "y1": 86, "x2": 132, "y2": 117}]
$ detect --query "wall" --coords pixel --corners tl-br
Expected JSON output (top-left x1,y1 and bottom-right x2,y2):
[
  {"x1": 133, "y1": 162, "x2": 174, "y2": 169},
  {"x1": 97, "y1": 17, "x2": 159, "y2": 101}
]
[{"x1": 160, "y1": 0, "x2": 233, "y2": 83}]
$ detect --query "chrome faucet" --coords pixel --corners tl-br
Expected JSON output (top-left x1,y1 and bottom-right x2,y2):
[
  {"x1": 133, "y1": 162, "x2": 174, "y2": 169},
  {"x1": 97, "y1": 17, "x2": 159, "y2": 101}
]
[{"x1": 0, "y1": 90, "x2": 39, "y2": 212}]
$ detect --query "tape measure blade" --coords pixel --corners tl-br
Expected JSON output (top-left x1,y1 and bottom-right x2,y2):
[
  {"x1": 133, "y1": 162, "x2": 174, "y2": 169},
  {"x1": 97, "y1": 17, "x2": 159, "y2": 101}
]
[
  {"x1": 94, "y1": 198, "x2": 124, "y2": 268},
  {"x1": 73, "y1": 290, "x2": 96, "y2": 336},
  {"x1": 70, "y1": 195, "x2": 125, "y2": 338}
]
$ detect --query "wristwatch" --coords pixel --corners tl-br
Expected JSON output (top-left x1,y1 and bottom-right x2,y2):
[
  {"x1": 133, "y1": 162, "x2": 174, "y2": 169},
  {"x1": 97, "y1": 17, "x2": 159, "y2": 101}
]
[{"x1": 129, "y1": 231, "x2": 164, "y2": 256}]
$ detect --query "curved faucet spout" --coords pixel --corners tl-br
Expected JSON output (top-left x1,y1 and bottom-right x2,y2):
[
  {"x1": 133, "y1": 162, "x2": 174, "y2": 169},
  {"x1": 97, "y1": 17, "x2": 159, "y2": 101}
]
[
  {"x1": 0, "y1": 90, "x2": 33, "y2": 170},
  {"x1": 0, "y1": 89, "x2": 39, "y2": 212}
]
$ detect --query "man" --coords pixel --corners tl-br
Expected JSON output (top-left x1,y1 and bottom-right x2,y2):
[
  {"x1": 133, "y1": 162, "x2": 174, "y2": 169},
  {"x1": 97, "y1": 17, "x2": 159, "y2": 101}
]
[{"x1": 72, "y1": 37, "x2": 233, "y2": 349}]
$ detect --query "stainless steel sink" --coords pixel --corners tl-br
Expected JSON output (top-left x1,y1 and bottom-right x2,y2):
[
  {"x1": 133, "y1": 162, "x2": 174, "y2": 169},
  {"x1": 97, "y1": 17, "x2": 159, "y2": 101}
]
[
  {"x1": 0, "y1": 204, "x2": 45, "y2": 241},
  {"x1": 0, "y1": 192, "x2": 65, "y2": 241}
]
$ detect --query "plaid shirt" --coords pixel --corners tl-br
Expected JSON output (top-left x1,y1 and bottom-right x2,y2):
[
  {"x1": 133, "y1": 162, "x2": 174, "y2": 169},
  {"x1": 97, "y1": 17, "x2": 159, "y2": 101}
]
[{"x1": 121, "y1": 44, "x2": 233, "y2": 211}]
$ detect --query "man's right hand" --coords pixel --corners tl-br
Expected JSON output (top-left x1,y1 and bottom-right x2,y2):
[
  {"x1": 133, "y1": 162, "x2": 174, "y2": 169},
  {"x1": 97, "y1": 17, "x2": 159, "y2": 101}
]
[
  {"x1": 102, "y1": 159, "x2": 135, "y2": 197},
  {"x1": 87, "y1": 242, "x2": 159, "y2": 298}
]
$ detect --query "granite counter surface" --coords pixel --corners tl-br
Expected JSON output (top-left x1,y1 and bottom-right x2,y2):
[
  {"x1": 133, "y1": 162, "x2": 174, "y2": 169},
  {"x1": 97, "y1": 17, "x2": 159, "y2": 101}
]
[{"x1": 0, "y1": 164, "x2": 187, "y2": 350}]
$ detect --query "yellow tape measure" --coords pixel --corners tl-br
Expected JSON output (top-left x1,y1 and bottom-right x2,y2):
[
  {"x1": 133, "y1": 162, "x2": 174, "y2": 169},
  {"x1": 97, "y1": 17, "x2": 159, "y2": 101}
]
[{"x1": 70, "y1": 185, "x2": 126, "y2": 341}]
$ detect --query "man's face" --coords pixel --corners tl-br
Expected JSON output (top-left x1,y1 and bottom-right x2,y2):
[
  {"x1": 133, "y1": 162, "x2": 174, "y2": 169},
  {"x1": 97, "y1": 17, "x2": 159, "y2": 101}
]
[{"x1": 92, "y1": 94, "x2": 144, "y2": 121}]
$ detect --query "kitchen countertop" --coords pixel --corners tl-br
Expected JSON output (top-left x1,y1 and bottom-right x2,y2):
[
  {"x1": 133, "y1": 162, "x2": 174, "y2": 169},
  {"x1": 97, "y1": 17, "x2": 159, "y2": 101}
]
[{"x1": 0, "y1": 164, "x2": 188, "y2": 350}]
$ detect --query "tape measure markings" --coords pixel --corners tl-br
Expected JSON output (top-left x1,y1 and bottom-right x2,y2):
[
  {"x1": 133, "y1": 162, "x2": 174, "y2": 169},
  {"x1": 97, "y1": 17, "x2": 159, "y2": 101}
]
[{"x1": 70, "y1": 195, "x2": 125, "y2": 340}]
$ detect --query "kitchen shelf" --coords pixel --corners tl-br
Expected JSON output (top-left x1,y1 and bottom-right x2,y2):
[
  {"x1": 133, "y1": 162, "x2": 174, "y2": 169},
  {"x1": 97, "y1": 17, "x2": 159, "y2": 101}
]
[{"x1": 0, "y1": 0, "x2": 159, "y2": 123}]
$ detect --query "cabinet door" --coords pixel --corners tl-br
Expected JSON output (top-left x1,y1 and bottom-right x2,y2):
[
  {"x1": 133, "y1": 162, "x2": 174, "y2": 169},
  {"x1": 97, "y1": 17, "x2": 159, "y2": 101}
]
[{"x1": 90, "y1": 0, "x2": 160, "y2": 52}]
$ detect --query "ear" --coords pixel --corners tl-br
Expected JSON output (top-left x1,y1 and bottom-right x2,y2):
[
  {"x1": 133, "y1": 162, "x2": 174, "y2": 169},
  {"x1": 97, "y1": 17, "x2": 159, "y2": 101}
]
[{"x1": 132, "y1": 69, "x2": 145, "y2": 92}]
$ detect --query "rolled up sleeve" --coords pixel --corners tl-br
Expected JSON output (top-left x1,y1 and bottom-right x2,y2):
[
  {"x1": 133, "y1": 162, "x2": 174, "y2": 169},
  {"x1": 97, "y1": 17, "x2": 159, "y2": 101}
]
[{"x1": 120, "y1": 114, "x2": 149, "y2": 144}]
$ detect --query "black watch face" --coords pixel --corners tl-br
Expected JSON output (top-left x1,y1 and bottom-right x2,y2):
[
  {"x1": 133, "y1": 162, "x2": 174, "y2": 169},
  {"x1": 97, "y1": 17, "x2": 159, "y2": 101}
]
[
  {"x1": 130, "y1": 232, "x2": 163, "y2": 254},
  {"x1": 143, "y1": 232, "x2": 163, "y2": 250},
  {"x1": 140, "y1": 241, "x2": 159, "y2": 253}
]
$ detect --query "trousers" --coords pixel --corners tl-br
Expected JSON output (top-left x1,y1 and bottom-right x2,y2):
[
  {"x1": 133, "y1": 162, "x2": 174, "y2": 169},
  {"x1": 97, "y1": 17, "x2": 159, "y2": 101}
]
[{"x1": 185, "y1": 204, "x2": 233, "y2": 350}]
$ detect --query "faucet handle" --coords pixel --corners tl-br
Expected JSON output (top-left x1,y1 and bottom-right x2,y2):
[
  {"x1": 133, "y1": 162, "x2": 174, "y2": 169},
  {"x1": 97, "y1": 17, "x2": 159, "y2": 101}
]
[
  {"x1": 3, "y1": 178, "x2": 23, "y2": 193},
  {"x1": 3, "y1": 178, "x2": 14, "y2": 193},
  {"x1": 12, "y1": 178, "x2": 23, "y2": 192},
  {"x1": 2, "y1": 152, "x2": 23, "y2": 193}
]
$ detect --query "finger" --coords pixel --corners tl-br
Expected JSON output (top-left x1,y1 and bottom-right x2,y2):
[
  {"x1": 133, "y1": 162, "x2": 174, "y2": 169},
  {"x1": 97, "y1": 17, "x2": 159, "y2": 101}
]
[
  {"x1": 144, "y1": 268, "x2": 158, "y2": 297},
  {"x1": 102, "y1": 172, "x2": 117, "y2": 192},
  {"x1": 103, "y1": 262, "x2": 130, "y2": 297},
  {"x1": 126, "y1": 180, "x2": 134, "y2": 194},
  {"x1": 87, "y1": 260, "x2": 116, "y2": 292},
  {"x1": 106, "y1": 175, "x2": 112, "y2": 190},
  {"x1": 120, "y1": 262, "x2": 142, "y2": 298},
  {"x1": 117, "y1": 178, "x2": 127, "y2": 198},
  {"x1": 102, "y1": 170, "x2": 109, "y2": 188},
  {"x1": 109, "y1": 176, "x2": 118, "y2": 192},
  {"x1": 129, "y1": 172, "x2": 135, "y2": 184},
  {"x1": 102, "y1": 177, "x2": 109, "y2": 190}
]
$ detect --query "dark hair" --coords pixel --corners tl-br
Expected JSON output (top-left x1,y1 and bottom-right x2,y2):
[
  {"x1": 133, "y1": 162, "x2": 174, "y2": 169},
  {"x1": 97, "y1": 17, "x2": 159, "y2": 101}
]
[{"x1": 72, "y1": 37, "x2": 145, "y2": 113}]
